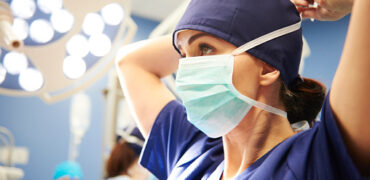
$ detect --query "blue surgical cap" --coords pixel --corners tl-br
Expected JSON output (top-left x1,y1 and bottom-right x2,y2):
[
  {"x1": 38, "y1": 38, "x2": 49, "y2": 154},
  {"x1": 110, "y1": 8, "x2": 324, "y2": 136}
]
[
  {"x1": 127, "y1": 128, "x2": 144, "y2": 156},
  {"x1": 117, "y1": 127, "x2": 145, "y2": 156},
  {"x1": 53, "y1": 161, "x2": 83, "y2": 180},
  {"x1": 173, "y1": 0, "x2": 303, "y2": 88}
]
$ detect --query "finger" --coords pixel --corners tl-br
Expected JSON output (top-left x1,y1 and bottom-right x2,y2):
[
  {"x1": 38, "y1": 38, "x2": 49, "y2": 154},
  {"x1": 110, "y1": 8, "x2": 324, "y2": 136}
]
[
  {"x1": 296, "y1": 6, "x2": 306, "y2": 13},
  {"x1": 290, "y1": 0, "x2": 310, "y2": 7},
  {"x1": 297, "y1": 7, "x2": 320, "y2": 19}
]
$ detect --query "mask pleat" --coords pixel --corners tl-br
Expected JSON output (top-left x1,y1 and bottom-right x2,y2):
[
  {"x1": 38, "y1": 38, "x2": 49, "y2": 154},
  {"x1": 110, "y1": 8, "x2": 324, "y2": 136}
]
[
  {"x1": 194, "y1": 96, "x2": 252, "y2": 137},
  {"x1": 176, "y1": 84, "x2": 229, "y2": 100},
  {"x1": 184, "y1": 90, "x2": 235, "y2": 118}
]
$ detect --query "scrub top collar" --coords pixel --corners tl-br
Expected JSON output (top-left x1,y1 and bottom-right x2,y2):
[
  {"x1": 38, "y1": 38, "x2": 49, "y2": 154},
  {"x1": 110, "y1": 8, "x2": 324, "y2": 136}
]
[{"x1": 210, "y1": 143, "x2": 276, "y2": 179}]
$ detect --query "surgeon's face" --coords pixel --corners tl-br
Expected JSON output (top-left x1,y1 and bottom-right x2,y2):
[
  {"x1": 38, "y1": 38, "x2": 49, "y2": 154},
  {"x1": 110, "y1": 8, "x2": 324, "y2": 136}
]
[{"x1": 177, "y1": 30, "x2": 264, "y2": 99}]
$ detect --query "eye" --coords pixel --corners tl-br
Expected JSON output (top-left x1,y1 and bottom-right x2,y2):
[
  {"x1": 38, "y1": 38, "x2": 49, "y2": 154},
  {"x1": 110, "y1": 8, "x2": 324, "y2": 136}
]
[{"x1": 199, "y1": 43, "x2": 213, "y2": 56}]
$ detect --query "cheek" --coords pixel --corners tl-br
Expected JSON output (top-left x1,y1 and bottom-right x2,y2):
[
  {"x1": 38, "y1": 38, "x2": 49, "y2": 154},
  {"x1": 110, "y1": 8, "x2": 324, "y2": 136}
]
[{"x1": 232, "y1": 55, "x2": 260, "y2": 98}]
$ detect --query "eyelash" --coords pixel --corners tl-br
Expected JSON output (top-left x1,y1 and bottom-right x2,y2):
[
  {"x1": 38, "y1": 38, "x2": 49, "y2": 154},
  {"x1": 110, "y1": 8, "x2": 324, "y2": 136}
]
[
  {"x1": 180, "y1": 43, "x2": 215, "y2": 58},
  {"x1": 199, "y1": 43, "x2": 213, "y2": 56}
]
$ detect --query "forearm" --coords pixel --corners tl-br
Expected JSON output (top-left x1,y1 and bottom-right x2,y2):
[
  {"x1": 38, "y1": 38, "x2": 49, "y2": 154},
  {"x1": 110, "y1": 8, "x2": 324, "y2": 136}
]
[
  {"x1": 115, "y1": 35, "x2": 179, "y2": 137},
  {"x1": 116, "y1": 35, "x2": 180, "y2": 78}
]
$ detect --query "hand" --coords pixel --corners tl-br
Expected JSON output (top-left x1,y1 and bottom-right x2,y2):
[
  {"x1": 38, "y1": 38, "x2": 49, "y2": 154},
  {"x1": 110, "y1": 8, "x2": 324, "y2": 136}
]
[{"x1": 291, "y1": 0, "x2": 353, "y2": 21}]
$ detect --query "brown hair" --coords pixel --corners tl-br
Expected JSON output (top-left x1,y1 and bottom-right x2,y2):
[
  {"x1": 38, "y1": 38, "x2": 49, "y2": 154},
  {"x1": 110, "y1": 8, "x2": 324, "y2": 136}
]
[
  {"x1": 106, "y1": 140, "x2": 137, "y2": 178},
  {"x1": 280, "y1": 77, "x2": 327, "y2": 125}
]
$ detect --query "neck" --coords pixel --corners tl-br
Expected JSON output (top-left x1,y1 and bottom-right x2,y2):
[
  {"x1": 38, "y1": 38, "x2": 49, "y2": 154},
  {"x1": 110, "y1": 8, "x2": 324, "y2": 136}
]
[
  {"x1": 127, "y1": 160, "x2": 149, "y2": 180},
  {"x1": 221, "y1": 104, "x2": 294, "y2": 179}
]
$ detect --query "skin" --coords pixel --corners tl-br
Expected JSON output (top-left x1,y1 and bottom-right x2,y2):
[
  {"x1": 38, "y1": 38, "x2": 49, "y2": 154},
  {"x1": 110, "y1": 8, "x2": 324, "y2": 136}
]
[
  {"x1": 127, "y1": 159, "x2": 150, "y2": 180},
  {"x1": 176, "y1": 31, "x2": 295, "y2": 179},
  {"x1": 116, "y1": 0, "x2": 370, "y2": 178},
  {"x1": 293, "y1": 0, "x2": 370, "y2": 175},
  {"x1": 292, "y1": 0, "x2": 353, "y2": 21}
]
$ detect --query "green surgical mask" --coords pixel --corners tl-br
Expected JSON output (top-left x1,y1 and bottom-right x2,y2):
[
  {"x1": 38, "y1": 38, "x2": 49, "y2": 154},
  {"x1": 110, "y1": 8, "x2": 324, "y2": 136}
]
[{"x1": 175, "y1": 54, "x2": 287, "y2": 138}]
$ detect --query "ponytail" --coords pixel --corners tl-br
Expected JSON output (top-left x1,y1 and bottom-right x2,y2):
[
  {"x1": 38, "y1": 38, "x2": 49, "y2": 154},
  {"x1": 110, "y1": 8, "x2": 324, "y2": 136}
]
[{"x1": 280, "y1": 78, "x2": 327, "y2": 125}]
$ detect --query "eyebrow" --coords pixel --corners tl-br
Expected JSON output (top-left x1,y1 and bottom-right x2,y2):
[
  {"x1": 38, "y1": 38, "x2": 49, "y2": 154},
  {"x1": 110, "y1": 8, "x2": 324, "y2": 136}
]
[
  {"x1": 178, "y1": 32, "x2": 212, "y2": 54},
  {"x1": 187, "y1": 32, "x2": 211, "y2": 45}
]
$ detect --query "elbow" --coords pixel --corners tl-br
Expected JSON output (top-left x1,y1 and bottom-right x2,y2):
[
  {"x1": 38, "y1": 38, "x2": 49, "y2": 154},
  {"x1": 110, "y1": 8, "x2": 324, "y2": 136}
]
[
  {"x1": 115, "y1": 55, "x2": 128, "y2": 70},
  {"x1": 115, "y1": 57, "x2": 129, "y2": 76},
  {"x1": 115, "y1": 50, "x2": 136, "y2": 72},
  {"x1": 115, "y1": 54, "x2": 140, "y2": 79},
  {"x1": 115, "y1": 47, "x2": 131, "y2": 68},
  {"x1": 115, "y1": 40, "x2": 148, "y2": 69}
]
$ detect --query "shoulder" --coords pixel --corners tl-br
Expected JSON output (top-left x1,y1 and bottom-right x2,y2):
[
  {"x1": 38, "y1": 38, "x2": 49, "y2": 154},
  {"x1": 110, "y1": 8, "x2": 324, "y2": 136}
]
[
  {"x1": 140, "y1": 100, "x2": 223, "y2": 179},
  {"x1": 285, "y1": 95, "x2": 362, "y2": 179},
  {"x1": 149, "y1": 100, "x2": 199, "y2": 139},
  {"x1": 252, "y1": 95, "x2": 362, "y2": 179},
  {"x1": 157, "y1": 100, "x2": 186, "y2": 117}
]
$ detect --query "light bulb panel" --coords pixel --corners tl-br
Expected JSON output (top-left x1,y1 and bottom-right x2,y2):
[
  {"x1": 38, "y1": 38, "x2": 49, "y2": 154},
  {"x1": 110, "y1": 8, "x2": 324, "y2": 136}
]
[
  {"x1": 6, "y1": 0, "x2": 75, "y2": 46},
  {"x1": 0, "y1": 47, "x2": 44, "y2": 91},
  {"x1": 0, "y1": 0, "x2": 137, "y2": 102}
]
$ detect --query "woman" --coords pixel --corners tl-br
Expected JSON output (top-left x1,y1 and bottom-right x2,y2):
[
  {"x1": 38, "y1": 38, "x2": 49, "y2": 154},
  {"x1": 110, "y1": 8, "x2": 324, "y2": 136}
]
[
  {"x1": 116, "y1": 0, "x2": 369, "y2": 179},
  {"x1": 106, "y1": 128, "x2": 151, "y2": 180}
]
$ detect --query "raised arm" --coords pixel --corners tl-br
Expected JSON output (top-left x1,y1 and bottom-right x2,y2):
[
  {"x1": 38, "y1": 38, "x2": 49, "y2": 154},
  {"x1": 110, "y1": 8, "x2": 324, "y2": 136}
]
[
  {"x1": 293, "y1": 0, "x2": 370, "y2": 174},
  {"x1": 330, "y1": 0, "x2": 370, "y2": 174},
  {"x1": 115, "y1": 35, "x2": 180, "y2": 137}
]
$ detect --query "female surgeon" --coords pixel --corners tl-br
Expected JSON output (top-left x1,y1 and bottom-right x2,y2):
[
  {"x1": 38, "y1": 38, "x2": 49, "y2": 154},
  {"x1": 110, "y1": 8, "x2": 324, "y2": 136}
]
[{"x1": 116, "y1": 0, "x2": 370, "y2": 178}]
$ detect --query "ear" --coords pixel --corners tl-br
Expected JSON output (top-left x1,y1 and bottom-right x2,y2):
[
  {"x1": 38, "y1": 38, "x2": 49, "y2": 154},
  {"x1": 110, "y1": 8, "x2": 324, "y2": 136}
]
[{"x1": 259, "y1": 62, "x2": 280, "y2": 86}]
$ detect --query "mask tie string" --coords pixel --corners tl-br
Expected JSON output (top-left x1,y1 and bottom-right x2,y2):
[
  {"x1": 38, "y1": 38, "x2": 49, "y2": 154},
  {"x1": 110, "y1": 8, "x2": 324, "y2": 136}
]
[
  {"x1": 231, "y1": 21, "x2": 302, "y2": 56},
  {"x1": 230, "y1": 20, "x2": 302, "y2": 119}
]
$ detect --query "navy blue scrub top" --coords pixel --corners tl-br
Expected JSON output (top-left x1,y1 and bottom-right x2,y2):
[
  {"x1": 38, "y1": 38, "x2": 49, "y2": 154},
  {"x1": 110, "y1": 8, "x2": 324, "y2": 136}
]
[{"x1": 139, "y1": 95, "x2": 368, "y2": 179}]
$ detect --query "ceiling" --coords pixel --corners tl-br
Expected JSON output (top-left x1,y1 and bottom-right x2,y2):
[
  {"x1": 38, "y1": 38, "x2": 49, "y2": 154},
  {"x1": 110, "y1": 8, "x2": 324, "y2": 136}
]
[{"x1": 130, "y1": 0, "x2": 185, "y2": 21}]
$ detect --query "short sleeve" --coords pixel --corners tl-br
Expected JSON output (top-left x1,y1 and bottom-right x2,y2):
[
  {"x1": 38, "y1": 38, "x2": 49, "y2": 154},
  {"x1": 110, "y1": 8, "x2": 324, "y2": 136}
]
[
  {"x1": 139, "y1": 100, "x2": 209, "y2": 179},
  {"x1": 313, "y1": 94, "x2": 362, "y2": 179},
  {"x1": 289, "y1": 94, "x2": 364, "y2": 179}
]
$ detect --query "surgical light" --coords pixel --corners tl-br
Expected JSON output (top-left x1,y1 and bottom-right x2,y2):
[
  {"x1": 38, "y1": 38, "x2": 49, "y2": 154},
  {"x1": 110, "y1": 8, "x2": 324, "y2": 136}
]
[
  {"x1": 0, "y1": 64, "x2": 6, "y2": 85},
  {"x1": 66, "y1": 34, "x2": 89, "y2": 58},
  {"x1": 37, "y1": 0, "x2": 63, "y2": 14},
  {"x1": 29, "y1": 19, "x2": 54, "y2": 43},
  {"x1": 18, "y1": 68, "x2": 44, "y2": 91},
  {"x1": 63, "y1": 56, "x2": 87, "y2": 79},
  {"x1": 88, "y1": 33, "x2": 112, "y2": 57},
  {"x1": 50, "y1": 9, "x2": 74, "y2": 33},
  {"x1": 0, "y1": 0, "x2": 137, "y2": 103},
  {"x1": 11, "y1": 18, "x2": 28, "y2": 41},
  {"x1": 82, "y1": 13, "x2": 105, "y2": 36},
  {"x1": 10, "y1": 0, "x2": 36, "y2": 19},
  {"x1": 101, "y1": 3, "x2": 124, "y2": 26},
  {"x1": 3, "y1": 51, "x2": 28, "y2": 75}
]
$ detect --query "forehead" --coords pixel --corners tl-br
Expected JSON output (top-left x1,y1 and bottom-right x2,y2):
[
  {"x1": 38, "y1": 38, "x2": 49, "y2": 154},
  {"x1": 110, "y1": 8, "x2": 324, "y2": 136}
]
[
  {"x1": 175, "y1": 30, "x2": 204, "y2": 47},
  {"x1": 177, "y1": 30, "x2": 204, "y2": 40},
  {"x1": 175, "y1": 29, "x2": 239, "y2": 53}
]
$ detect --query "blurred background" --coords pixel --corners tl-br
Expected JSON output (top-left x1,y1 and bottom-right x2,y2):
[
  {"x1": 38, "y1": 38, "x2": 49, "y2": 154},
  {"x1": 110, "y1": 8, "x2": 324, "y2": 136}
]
[{"x1": 0, "y1": 0, "x2": 349, "y2": 179}]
